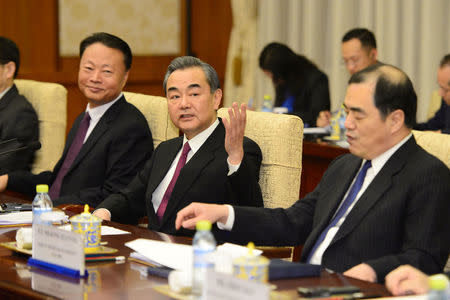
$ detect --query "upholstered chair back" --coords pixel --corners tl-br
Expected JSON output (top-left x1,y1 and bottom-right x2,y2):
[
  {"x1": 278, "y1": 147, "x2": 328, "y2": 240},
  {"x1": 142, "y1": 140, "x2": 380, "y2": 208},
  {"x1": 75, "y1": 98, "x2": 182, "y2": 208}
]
[
  {"x1": 412, "y1": 130, "x2": 450, "y2": 167},
  {"x1": 124, "y1": 92, "x2": 179, "y2": 148},
  {"x1": 15, "y1": 79, "x2": 67, "y2": 174},
  {"x1": 218, "y1": 108, "x2": 303, "y2": 208}
]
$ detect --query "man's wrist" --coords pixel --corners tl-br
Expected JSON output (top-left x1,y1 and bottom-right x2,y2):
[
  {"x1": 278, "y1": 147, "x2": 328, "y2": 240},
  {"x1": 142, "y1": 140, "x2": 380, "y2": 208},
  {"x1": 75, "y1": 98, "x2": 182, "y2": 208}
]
[{"x1": 217, "y1": 205, "x2": 234, "y2": 231}]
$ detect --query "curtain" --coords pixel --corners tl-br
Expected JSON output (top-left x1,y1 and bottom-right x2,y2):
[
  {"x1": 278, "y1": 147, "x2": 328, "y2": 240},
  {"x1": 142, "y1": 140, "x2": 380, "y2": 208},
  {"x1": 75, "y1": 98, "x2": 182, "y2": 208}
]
[
  {"x1": 223, "y1": 0, "x2": 258, "y2": 108},
  {"x1": 225, "y1": 0, "x2": 450, "y2": 122}
]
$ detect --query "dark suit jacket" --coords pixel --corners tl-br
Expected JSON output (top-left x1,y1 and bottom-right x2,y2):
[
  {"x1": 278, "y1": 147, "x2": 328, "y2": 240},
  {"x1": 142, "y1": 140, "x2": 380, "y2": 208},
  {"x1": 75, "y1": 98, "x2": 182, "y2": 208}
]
[
  {"x1": 414, "y1": 99, "x2": 450, "y2": 134},
  {"x1": 0, "y1": 84, "x2": 39, "y2": 174},
  {"x1": 220, "y1": 136, "x2": 450, "y2": 282},
  {"x1": 8, "y1": 95, "x2": 154, "y2": 208},
  {"x1": 275, "y1": 67, "x2": 330, "y2": 127},
  {"x1": 290, "y1": 68, "x2": 330, "y2": 127},
  {"x1": 97, "y1": 119, "x2": 263, "y2": 236}
]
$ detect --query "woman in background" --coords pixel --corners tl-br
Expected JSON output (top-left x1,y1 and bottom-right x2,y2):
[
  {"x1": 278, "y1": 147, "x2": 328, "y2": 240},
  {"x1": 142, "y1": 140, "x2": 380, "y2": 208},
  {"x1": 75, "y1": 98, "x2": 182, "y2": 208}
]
[{"x1": 259, "y1": 42, "x2": 330, "y2": 127}]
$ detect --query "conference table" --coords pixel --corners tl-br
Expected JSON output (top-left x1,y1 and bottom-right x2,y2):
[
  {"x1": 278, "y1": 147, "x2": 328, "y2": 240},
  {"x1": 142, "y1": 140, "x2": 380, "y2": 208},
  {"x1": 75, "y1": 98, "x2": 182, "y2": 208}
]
[{"x1": 0, "y1": 192, "x2": 391, "y2": 299}]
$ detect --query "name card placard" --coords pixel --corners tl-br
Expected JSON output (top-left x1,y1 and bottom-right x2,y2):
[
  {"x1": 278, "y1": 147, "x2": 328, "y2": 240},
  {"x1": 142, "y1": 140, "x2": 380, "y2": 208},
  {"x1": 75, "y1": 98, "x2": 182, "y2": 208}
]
[
  {"x1": 203, "y1": 269, "x2": 270, "y2": 300},
  {"x1": 32, "y1": 224, "x2": 85, "y2": 276}
]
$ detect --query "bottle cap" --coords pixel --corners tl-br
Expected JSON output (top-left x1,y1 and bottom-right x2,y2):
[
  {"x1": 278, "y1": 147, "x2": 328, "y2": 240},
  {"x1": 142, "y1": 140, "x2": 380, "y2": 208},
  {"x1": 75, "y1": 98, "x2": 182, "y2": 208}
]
[
  {"x1": 429, "y1": 274, "x2": 449, "y2": 291},
  {"x1": 36, "y1": 184, "x2": 49, "y2": 193},
  {"x1": 196, "y1": 220, "x2": 212, "y2": 231}
]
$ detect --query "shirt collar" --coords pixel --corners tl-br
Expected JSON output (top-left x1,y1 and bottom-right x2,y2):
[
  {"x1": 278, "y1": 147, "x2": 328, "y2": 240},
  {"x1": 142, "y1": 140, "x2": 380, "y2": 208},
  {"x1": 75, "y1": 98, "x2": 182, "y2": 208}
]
[
  {"x1": 369, "y1": 133, "x2": 413, "y2": 174},
  {"x1": 85, "y1": 93, "x2": 123, "y2": 122},
  {"x1": 0, "y1": 85, "x2": 13, "y2": 101},
  {"x1": 183, "y1": 118, "x2": 219, "y2": 155}
]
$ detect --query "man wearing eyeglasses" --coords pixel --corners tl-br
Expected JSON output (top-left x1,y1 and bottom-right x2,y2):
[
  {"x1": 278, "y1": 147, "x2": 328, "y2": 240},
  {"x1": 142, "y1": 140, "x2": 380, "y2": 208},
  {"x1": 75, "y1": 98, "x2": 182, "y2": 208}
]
[
  {"x1": 414, "y1": 54, "x2": 450, "y2": 134},
  {"x1": 317, "y1": 28, "x2": 383, "y2": 127}
]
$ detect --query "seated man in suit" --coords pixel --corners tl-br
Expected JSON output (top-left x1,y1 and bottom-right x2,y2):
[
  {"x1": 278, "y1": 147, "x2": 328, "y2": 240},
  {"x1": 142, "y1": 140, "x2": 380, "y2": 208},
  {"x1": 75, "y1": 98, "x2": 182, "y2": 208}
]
[
  {"x1": 93, "y1": 56, "x2": 263, "y2": 236},
  {"x1": 0, "y1": 32, "x2": 153, "y2": 208},
  {"x1": 0, "y1": 36, "x2": 39, "y2": 174},
  {"x1": 176, "y1": 64, "x2": 450, "y2": 282},
  {"x1": 414, "y1": 54, "x2": 450, "y2": 134},
  {"x1": 317, "y1": 28, "x2": 382, "y2": 127}
]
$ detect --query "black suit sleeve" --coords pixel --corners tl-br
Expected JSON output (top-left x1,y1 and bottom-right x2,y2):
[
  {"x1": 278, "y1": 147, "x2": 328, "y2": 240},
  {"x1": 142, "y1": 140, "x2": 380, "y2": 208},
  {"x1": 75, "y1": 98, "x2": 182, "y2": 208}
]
[
  {"x1": 96, "y1": 145, "x2": 157, "y2": 224},
  {"x1": 0, "y1": 98, "x2": 39, "y2": 175},
  {"x1": 364, "y1": 158, "x2": 450, "y2": 280},
  {"x1": 292, "y1": 71, "x2": 330, "y2": 127}
]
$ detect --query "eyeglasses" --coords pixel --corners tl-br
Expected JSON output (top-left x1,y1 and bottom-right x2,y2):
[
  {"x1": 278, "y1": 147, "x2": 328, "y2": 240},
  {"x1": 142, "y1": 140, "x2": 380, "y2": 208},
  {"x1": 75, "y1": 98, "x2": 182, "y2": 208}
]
[{"x1": 342, "y1": 56, "x2": 361, "y2": 67}]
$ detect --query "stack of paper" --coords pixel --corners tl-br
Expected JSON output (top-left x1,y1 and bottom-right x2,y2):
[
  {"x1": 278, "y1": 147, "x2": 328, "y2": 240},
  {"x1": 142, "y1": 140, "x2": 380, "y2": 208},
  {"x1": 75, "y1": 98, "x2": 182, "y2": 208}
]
[{"x1": 0, "y1": 211, "x2": 32, "y2": 226}]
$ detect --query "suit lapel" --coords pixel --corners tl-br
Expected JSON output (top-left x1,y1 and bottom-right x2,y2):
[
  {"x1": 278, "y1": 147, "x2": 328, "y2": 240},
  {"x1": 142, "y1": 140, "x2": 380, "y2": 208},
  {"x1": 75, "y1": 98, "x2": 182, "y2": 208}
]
[
  {"x1": 302, "y1": 157, "x2": 362, "y2": 256},
  {"x1": 329, "y1": 137, "x2": 415, "y2": 246},
  {"x1": 66, "y1": 96, "x2": 125, "y2": 174},
  {"x1": 0, "y1": 85, "x2": 17, "y2": 111},
  {"x1": 160, "y1": 121, "x2": 225, "y2": 225}
]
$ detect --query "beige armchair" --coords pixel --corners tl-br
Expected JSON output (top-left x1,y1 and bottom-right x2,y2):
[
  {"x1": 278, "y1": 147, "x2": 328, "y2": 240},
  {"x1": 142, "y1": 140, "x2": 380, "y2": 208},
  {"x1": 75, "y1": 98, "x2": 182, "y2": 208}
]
[
  {"x1": 124, "y1": 92, "x2": 179, "y2": 149},
  {"x1": 218, "y1": 108, "x2": 304, "y2": 208},
  {"x1": 412, "y1": 130, "x2": 450, "y2": 272},
  {"x1": 14, "y1": 79, "x2": 67, "y2": 174},
  {"x1": 218, "y1": 108, "x2": 304, "y2": 260},
  {"x1": 412, "y1": 130, "x2": 450, "y2": 167}
]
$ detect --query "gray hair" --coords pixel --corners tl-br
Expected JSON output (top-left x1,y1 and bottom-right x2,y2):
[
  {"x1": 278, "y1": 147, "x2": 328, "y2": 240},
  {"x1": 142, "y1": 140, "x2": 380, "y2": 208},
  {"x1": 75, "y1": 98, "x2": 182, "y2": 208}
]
[{"x1": 163, "y1": 56, "x2": 220, "y2": 94}]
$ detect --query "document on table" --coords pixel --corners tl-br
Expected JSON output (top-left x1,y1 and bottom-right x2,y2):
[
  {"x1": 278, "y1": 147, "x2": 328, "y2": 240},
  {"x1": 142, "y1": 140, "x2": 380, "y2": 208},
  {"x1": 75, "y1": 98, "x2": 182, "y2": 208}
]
[
  {"x1": 0, "y1": 211, "x2": 32, "y2": 225},
  {"x1": 125, "y1": 238, "x2": 192, "y2": 271},
  {"x1": 58, "y1": 224, "x2": 130, "y2": 235}
]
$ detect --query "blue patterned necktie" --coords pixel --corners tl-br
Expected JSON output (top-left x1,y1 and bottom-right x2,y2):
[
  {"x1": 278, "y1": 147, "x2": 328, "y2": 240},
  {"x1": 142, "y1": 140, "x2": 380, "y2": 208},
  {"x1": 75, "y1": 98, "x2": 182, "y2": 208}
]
[{"x1": 306, "y1": 160, "x2": 372, "y2": 262}]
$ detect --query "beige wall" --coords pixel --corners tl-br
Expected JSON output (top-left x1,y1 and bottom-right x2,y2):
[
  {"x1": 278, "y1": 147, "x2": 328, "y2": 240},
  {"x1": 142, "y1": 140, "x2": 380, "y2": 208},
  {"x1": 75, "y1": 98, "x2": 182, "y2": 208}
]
[{"x1": 59, "y1": 0, "x2": 181, "y2": 56}]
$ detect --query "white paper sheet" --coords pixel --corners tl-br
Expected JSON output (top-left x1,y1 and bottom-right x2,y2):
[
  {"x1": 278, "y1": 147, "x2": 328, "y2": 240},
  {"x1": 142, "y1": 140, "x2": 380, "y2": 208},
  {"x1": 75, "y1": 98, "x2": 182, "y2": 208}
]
[
  {"x1": 58, "y1": 224, "x2": 130, "y2": 235},
  {"x1": 0, "y1": 211, "x2": 32, "y2": 225},
  {"x1": 125, "y1": 238, "x2": 192, "y2": 271}
]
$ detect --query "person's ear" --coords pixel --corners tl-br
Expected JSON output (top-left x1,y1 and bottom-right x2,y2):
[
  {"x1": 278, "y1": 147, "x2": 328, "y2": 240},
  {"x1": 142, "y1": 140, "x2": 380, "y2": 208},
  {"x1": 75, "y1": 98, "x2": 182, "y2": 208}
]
[
  {"x1": 4, "y1": 61, "x2": 16, "y2": 79},
  {"x1": 369, "y1": 49, "x2": 378, "y2": 61},
  {"x1": 388, "y1": 109, "x2": 404, "y2": 133},
  {"x1": 212, "y1": 88, "x2": 222, "y2": 110}
]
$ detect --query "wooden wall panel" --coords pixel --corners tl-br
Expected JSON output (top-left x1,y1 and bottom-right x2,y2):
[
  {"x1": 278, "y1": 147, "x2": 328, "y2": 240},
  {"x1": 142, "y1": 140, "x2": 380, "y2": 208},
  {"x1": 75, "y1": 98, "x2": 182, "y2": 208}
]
[
  {"x1": 190, "y1": 0, "x2": 232, "y2": 88},
  {"x1": 0, "y1": 0, "x2": 232, "y2": 136}
]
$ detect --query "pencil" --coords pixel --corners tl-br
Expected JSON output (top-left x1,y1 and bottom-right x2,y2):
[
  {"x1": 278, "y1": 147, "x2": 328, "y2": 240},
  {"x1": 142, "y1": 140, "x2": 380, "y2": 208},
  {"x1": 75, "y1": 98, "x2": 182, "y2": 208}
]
[{"x1": 85, "y1": 256, "x2": 125, "y2": 263}]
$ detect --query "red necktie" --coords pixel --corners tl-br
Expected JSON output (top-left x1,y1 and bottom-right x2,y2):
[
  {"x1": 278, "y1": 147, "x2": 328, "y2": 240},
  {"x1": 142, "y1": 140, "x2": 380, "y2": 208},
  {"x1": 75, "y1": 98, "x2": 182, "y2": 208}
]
[
  {"x1": 156, "y1": 142, "x2": 191, "y2": 221},
  {"x1": 49, "y1": 112, "x2": 91, "y2": 199}
]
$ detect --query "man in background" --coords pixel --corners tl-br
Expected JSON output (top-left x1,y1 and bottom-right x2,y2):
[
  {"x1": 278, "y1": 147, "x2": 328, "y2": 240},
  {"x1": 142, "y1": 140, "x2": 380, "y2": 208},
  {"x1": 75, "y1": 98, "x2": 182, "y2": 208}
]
[
  {"x1": 317, "y1": 28, "x2": 382, "y2": 127},
  {"x1": 94, "y1": 56, "x2": 263, "y2": 236},
  {"x1": 414, "y1": 54, "x2": 450, "y2": 134},
  {"x1": 0, "y1": 36, "x2": 39, "y2": 174},
  {"x1": 0, "y1": 32, "x2": 153, "y2": 208},
  {"x1": 176, "y1": 64, "x2": 450, "y2": 282}
]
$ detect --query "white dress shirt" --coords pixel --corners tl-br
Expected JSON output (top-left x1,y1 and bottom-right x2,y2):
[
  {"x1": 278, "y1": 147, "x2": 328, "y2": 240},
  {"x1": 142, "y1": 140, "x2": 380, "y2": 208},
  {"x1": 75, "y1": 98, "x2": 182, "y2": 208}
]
[
  {"x1": 219, "y1": 134, "x2": 413, "y2": 265},
  {"x1": 83, "y1": 93, "x2": 122, "y2": 143},
  {"x1": 152, "y1": 118, "x2": 240, "y2": 212}
]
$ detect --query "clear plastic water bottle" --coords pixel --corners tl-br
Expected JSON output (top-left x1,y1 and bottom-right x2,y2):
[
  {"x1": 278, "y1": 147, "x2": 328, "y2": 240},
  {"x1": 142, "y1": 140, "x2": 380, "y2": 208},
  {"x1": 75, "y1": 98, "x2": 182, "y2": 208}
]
[
  {"x1": 338, "y1": 107, "x2": 347, "y2": 141},
  {"x1": 32, "y1": 184, "x2": 53, "y2": 225},
  {"x1": 261, "y1": 94, "x2": 273, "y2": 112},
  {"x1": 428, "y1": 274, "x2": 449, "y2": 300},
  {"x1": 192, "y1": 220, "x2": 216, "y2": 296}
]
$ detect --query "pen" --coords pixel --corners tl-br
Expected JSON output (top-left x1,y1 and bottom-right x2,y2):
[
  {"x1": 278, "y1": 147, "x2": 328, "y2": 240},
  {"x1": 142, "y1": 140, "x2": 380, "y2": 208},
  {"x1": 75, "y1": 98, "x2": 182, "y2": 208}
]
[{"x1": 85, "y1": 255, "x2": 125, "y2": 263}]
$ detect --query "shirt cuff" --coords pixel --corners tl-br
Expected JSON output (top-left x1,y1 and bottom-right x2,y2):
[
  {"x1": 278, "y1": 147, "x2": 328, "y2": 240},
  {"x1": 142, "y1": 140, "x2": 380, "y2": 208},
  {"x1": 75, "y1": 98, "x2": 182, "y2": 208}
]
[
  {"x1": 227, "y1": 157, "x2": 241, "y2": 176},
  {"x1": 216, "y1": 204, "x2": 235, "y2": 231}
]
